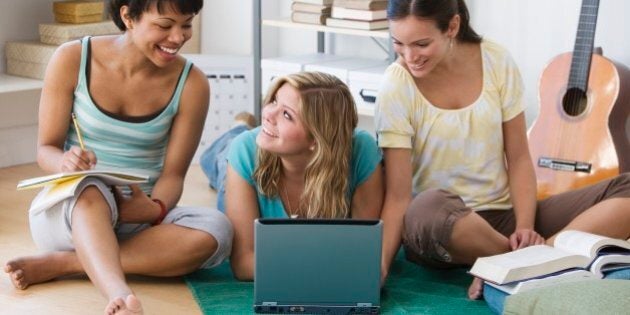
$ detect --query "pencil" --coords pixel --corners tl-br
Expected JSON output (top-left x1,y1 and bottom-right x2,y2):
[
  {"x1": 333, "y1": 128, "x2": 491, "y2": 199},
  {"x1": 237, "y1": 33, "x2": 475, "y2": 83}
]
[{"x1": 71, "y1": 113, "x2": 85, "y2": 150}]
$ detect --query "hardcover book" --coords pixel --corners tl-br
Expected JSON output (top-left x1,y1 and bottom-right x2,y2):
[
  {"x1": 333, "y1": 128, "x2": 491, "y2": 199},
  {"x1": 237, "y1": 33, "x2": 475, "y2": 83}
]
[
  {"x1": 291, "y1": 12, "x2": 330, "y2": 25},
  {"x1": 332, "y1": 0, "x2": 388, "y2": 10},
  {"x1": 325, "y1": 17, "x2": 388, "y2": 30},
  {"x1": 291, "y1": 2, "x2": 332, "y2": 14},
  {"x1": 331, "y1": 7, "x2": 387, "y2": 21},
  {"x1": 469, "y1": 230, "x2": 630, "y2": 291},
  {"x1": 294, "y1": 0, "x2": 334, "y2": 6}
]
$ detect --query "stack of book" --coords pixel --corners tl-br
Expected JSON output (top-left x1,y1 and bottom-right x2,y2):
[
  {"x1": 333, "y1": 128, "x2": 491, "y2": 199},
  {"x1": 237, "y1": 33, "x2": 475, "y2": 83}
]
[
  {"x1": 326, "y1": 0, "x2": 388, "y2": 30},
  {"x1": 469, "y1": 230, "x2": 630, "y2": 295},
  {"x1": 290, "y1": 0, "x2": 333, "y2": 25},
  {"x1": 6, "y1": 1, "x2": 119, "y2": 80}
]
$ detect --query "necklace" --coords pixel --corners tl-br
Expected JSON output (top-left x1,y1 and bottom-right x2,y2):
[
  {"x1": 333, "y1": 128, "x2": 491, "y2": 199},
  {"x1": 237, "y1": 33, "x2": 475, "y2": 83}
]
[{"x1": 282, "y1": 184, "x2": 299, "y2": 219}]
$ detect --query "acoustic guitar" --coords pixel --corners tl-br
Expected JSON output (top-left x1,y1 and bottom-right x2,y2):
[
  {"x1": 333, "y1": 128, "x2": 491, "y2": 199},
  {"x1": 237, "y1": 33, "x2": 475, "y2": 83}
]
[{"x1": 528, "y1": 0, "x2": 630, "y2": 200}]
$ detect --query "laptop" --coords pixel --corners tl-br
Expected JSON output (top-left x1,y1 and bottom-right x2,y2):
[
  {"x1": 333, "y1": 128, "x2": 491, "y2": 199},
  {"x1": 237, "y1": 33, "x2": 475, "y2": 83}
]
[{"x1": 254, "y1": 218, "x2": 382, "y2": 314}]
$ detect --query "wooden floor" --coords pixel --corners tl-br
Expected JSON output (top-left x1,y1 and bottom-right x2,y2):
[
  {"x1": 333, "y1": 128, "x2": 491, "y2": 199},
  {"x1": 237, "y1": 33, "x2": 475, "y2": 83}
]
[{"x1": 0, "y1": 163, "x2": 217, "y2": 314}]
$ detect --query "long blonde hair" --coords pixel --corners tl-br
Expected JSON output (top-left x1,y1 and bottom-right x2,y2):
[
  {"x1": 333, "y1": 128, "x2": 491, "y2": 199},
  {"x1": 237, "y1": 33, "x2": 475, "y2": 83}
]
[{"x1": 253, "y1": 72, "x2": 358, "y2": 218}]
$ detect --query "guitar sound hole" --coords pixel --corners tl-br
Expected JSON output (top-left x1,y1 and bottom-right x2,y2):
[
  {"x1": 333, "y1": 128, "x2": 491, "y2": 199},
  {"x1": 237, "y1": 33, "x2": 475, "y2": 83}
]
[{"x1": 562, "y1": 87, "x2": 588, "y2": 116}]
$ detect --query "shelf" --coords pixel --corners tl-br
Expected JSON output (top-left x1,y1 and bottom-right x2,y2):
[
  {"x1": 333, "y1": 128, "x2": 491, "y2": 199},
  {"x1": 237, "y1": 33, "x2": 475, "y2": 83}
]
[
  {"x1": 262, "y1": 19, "x2": 390, "y2": 39},
  {"x1": 0, "y1": 74, "x2": 43, "y2": 94}
]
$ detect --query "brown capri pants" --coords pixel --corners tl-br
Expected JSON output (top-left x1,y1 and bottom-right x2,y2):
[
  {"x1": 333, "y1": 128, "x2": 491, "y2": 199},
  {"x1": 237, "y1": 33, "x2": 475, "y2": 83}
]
[{"x1": 402, "y1": 173, "x2": 630, "y2": 269}]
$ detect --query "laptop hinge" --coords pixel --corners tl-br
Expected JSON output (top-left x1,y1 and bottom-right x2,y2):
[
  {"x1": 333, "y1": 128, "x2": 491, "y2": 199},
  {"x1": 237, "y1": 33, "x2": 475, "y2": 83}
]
[
  {"x1": 356, "y1": 303, "x2": 373, "y2": 307},
  {"x1": 262, "y1": 302, "x2": 277, "y2": 306}
]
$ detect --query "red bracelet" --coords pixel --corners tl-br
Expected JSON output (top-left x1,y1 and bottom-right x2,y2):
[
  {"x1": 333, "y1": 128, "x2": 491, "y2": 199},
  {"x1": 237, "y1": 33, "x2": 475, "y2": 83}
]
[{"x1": 151, "y1": 198, "x2": 167, "y2": 226}]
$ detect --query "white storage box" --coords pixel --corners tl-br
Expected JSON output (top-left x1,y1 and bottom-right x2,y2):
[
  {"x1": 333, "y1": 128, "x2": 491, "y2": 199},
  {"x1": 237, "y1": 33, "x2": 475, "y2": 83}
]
[
  {"x1": 39, "y1": 21, "x2": 120, "y2": 45},
  {"x1": 261, "y1": 53, "x2": 350, "y2": 96},
  {"x1": 304, "y1": 57, "x2": 388, "y2": 84},
  {"x1": 5, "y1": 41, "x2": 58, "y2": 80},
  {"x1": 53, "y1": 0, "x2": 105, "y2": 24},
  {"x1": 348, "y1": 64, "x2": 389, "y2": 116}
]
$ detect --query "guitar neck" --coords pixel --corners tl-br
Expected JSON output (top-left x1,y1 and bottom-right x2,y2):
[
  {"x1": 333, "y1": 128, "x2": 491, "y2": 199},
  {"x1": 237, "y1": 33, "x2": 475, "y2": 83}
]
[{"x1": 568, "y1": 0, "x2": 600, "y2": 90}]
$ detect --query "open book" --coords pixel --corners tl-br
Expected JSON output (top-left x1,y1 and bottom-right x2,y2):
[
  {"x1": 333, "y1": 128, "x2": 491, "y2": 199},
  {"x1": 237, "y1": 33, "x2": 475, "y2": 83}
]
[
  {"x1": 469, "y1": 230, "x2": 630, "y2": 293},
  {"x1": 18, "y1": 170, "x2": 150, "y2": 215}
]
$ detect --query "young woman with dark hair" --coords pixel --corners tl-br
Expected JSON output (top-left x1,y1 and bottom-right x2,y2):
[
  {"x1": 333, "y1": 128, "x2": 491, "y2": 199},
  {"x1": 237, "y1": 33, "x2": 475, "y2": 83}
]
[
  {"x1": 4, "y1": 1, "x2": 233, "y2": 314},
  {"x1": 377, "y1": 0, "x2": 630, "y2": 299}
]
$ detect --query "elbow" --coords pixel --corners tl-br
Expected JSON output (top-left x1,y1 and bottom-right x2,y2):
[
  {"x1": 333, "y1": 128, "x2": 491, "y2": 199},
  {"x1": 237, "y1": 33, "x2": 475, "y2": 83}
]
[
  {"x1": 232, "y1": 271, "x2": 253, "y2": 282},
  {"x1": 230, "y1": 257, "x2": 254, "y2": 282},
  {"x1": 231, "y1": 268, "x2": 253, "y2": 282},
  {"x1": 35, "y1": 147, "x2": 49, "y2": 170}
]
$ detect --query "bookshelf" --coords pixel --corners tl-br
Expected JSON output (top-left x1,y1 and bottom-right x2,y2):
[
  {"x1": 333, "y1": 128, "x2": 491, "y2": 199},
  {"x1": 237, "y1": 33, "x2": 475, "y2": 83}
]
[
  {"x1": 252, "y1": 1, "x2": 394, "y2": 120},
  {"x1": 262, "y1": 19, "x2": 390, "y2": 39}
]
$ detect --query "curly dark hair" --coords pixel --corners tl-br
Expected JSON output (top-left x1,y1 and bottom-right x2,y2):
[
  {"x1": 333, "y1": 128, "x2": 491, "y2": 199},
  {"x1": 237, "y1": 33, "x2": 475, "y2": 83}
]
[{"x1": 109, "y1": 0, "x2": 203, "y2": 31}]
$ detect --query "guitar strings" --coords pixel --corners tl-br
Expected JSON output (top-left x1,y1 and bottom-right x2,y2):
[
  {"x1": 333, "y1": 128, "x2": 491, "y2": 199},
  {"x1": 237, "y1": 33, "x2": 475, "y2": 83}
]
[{"x1": 560, "y1": 0, "x2": 597, "y2": 159}]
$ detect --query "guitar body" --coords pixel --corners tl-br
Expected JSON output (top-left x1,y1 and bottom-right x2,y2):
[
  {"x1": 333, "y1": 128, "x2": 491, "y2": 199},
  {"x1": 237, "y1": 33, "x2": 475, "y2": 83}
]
[{"x1": 528, "y1": 52, "x2": 630, "y2": 200}]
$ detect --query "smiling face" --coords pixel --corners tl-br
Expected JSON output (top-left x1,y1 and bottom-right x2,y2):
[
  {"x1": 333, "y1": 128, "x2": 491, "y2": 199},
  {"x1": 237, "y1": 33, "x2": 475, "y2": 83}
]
[
  {"x1": 389, "y1": 15, "x2": 458, "y2": 78},
  {"x1": 121, "y1": 2, "x2": 194, "y2": 66},
  {"x1": 256, "y1": 83, "x2": 315, "y2": 157}
]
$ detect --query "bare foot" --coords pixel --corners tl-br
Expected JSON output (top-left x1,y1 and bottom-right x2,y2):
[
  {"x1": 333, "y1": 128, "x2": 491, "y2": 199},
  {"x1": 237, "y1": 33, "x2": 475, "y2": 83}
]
[
  {"x1": 467, "y1": 277, "x2": 484, "y2": 300},
  {"x1": 234, "y1": 111, "x2": 256, "y2": 128},
  {"x1": 4, "y1": 251, "x2": 79, "y2": 289},
  {"x1": 105, "y1": 295, "x2": 143, "y2": 315}
]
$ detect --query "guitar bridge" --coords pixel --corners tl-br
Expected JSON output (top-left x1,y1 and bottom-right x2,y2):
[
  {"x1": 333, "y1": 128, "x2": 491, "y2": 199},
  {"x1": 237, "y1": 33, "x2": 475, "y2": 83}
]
[{"x1": 538, "y1": 157, "x2": 592, "y2": 173}]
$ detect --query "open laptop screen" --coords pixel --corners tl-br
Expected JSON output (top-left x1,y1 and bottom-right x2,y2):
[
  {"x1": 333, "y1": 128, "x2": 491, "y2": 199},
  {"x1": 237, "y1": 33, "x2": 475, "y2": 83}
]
[{"x1": 254, "y1": 219, "x2": 382, "y2": 314}]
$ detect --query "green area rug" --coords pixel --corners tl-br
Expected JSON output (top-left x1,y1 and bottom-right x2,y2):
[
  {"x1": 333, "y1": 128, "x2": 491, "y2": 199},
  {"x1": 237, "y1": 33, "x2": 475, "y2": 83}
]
[{"x1": 185, "y1": 255, "x2": 491, "y2": 314}]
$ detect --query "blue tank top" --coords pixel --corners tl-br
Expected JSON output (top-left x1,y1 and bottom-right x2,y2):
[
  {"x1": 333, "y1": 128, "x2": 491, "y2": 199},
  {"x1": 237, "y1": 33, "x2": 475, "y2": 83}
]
[{"x1": 64, "y1": 36, "x2": 193, "y2": 193}]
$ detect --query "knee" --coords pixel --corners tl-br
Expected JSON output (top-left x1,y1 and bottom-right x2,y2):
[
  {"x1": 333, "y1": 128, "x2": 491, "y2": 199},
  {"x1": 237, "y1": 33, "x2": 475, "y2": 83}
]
[
  {"x1": 606, "y1": 172, "x2": 630, "y2": 198},
  {"x1": 72, "y1": 186, "x2": 114, "y2": 225},
  {"x1": 74, "y1": 186, "x2": 108, "y2": 210},
  {"x1": 613, "y1": 172, "x2": 630, "y2": 187},
  {"x1": 174, "y1": 230, "x2": 220, "y2": 273},
  {"x1": 188, "y1": 211, "x2": 233, "y2": 269},
  {"x1": 191, "y1": 230, "x2": 220, "y2": 258},
  {"x1": 403, "y1": 189, "x2": 463, "y2": 238},
  {"x1": 404, "y1": 189, "x2": 460, "y2": 222}
]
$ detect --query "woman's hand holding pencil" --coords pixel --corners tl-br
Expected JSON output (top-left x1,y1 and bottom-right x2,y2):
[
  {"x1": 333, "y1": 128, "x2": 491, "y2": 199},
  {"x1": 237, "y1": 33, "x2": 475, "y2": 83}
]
[
  {"x1": 72, "y1": 113, "x2": 86, "y2": 150},
  {"x1": 60, "y1": 113, "x2": 97, "y2": 172}
]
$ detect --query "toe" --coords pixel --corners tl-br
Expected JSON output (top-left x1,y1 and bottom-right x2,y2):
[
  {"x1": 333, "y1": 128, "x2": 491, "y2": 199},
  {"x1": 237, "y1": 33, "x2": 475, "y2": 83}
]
[
  {"x1": 467, "y1": 278, "x2": 484, "y2": 300},
  {"x1": 105, "y1": 297, "x2": 125, "y2": 315},
  {"x1": 126, "y1": 295, "x2": 143, "y2": 313},
  {"x1": 4, "y1": 262, "x2": 16, "y2": 273},
  {"x1": 12, "y1": 269, "x2": 24, "y2": 281}
]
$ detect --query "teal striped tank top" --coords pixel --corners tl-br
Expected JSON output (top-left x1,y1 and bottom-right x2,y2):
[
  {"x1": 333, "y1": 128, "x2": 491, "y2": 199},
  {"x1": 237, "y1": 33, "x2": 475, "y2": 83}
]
[{"x1": 64, "y1": 36, "x2": 193, "y2": 194}]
